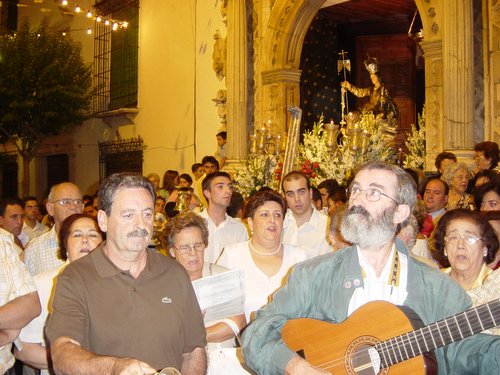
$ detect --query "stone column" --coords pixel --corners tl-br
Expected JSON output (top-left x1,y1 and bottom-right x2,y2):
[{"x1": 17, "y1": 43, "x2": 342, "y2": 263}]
[
  {"x1": 442, "y1": 0, "x2": 474, "y2": 150},
  {"x1": 420, "y1": 39, "x2": 444, "y2": 170},
  {"x1": 225, "y1": 0, "x2": 248, "y2": 168},
  {"x1": 261, "y1": 68, "x2": 302, "y2": 132}
]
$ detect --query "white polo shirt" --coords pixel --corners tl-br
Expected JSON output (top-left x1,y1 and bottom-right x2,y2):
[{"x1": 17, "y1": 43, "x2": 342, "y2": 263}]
[
  {"x1": 282, "y1": 206, "x2": 331, "y2": 259},
  {"x1": 199, "y1": 210, "x2": 249, "y2": 263}
]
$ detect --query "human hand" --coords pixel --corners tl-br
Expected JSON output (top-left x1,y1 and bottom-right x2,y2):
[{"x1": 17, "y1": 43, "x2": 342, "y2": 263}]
[
  {"x1": 285, "y1": 356, "x2": 330, "y2": 374},
  {"x1": 112, "y1": 358, "x2": 157, "y2": 375}
]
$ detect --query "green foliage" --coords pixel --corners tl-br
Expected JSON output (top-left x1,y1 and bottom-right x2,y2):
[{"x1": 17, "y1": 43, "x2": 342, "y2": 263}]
[{"x1": 0, "y1": 20, "x2": 92, "y2": 159}]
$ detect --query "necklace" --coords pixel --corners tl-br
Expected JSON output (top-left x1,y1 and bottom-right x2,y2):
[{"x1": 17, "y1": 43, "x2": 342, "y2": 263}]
[{"x1": 248, "y1": 240, "x2": 282, "y2": 256}]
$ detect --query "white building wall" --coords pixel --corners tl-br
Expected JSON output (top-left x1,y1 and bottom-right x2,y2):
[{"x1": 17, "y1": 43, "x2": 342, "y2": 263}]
[{"x1": 16, "y1": 0, "x2": 225, "y2": 195}]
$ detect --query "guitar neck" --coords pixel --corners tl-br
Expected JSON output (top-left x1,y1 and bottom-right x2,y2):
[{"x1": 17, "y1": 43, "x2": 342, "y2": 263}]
[{"x1": 377, "y1": 299, "x2": 500, "y2": 368}]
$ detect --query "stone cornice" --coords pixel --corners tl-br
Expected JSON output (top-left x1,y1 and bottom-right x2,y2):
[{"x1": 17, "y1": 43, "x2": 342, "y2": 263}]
[{"x1": 261, "y1": 68, "x2": 301, "y2": 84}]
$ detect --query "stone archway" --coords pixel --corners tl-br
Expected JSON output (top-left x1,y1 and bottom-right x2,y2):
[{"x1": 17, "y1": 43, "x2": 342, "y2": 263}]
[{"x1": 251, "y1": 0, "x2": 478, "y2": 170}]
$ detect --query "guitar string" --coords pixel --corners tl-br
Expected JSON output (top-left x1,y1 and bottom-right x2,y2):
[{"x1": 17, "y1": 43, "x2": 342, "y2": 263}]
[{"x1": 300, "y1": 302, "x2": 500, "y2": 371}]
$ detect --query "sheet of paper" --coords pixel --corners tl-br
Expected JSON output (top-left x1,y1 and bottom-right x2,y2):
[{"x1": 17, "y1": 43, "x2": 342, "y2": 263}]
[{"x1": 192, "y1": 269, "x2": 245, "y2": 323}]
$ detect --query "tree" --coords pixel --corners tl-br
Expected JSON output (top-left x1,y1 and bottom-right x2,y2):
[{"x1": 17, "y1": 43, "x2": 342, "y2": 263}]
[{"x1": 0, "y1": 20, "x2": 92, "y2": 196}]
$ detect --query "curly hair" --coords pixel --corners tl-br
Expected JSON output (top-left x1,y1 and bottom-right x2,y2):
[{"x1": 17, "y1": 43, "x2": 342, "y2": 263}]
[
  {"x1": 441, "y1": 162, "x2": 470, "y2": 188},
  {"x1": 434, "y1": 209, "x2": 499, "y2": 265},
  {"x1": 162, "y1": 211, "x2": 209, "y2": 249},
  {"x1": 244, "y1": 189, "x2": 286, "y2": 219}
]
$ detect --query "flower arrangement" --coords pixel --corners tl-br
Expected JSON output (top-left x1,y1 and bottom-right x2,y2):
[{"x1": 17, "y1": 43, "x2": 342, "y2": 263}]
[
  {"x1": 232, "y1": 154, "x2": 280, "y2": 198},
  {"x1": 233, "y1": 111, "x2": 398, "y2": 195},
  {"x1": 298, "y1": 112, "x2": 396, "y2": 186},
  {"x1": 403, "y1": 107, "x2": 426, "y2": 171}
]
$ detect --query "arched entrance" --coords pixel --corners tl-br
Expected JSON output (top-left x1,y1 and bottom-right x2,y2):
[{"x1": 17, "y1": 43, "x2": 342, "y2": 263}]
[{"x1": 250, "y1": 0, "x2": 477, "y2": 170}]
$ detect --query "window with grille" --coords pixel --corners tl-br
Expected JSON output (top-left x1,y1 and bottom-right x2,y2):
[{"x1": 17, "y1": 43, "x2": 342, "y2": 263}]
[
  {"x1": 93, "y1": 0, "x2": 139, "y2": 114},
  {"x1": 98, "y1": 136, "x2": 144, "y2": 181}
]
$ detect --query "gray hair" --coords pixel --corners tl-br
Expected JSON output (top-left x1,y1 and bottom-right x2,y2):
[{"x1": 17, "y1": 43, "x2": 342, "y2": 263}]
[
  {"x1": 98, "y1": 173, "x2": 155, "y2": 215},
  {"x1": 355, "y1": 161, "x2": 417, "y2": 227},
  {"x1": 441, "y1": 162, "x2": 470, "y2": 185}
]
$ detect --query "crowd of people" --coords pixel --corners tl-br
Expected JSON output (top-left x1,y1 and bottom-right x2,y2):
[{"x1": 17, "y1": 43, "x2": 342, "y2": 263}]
[{"x1": 0, "y1": 140, "x2": 498, "y2": 374}]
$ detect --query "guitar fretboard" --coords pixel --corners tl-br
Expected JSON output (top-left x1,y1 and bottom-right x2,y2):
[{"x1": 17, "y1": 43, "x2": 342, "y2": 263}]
[{"x1": 375, "y1": 299, "x2": 500, "y2": 368}]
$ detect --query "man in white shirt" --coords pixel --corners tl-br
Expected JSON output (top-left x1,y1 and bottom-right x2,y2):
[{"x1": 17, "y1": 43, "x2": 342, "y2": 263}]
[
  {"x1": 0, "y1": 197, "x2": 25, "y2": 250},
  {"x1": 19, "y1": 196, "x2": 48, "y2": 248},
  {"x1": 23, "y1": 182, "x2": 83, "y2": 275},
  {"x1": 282, "y1": 171, "x2": 330, "y2": 258},
  {"x1": 200, "y1": 171, "x2": 248, "y2": 263}
]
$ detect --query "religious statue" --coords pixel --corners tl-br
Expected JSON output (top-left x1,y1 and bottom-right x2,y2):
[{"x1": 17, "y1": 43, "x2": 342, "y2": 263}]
[
  {"x1": 212, "y1": 29, "x2": 226, "y2": 81},
  {"x1": 340, "y1": 58, "x2": 398, "y2": 124}
]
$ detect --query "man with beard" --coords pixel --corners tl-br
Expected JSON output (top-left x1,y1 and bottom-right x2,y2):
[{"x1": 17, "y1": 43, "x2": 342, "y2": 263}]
[
  {"x1": 46, "y1": 173, "x2": 207, "y2": 374},
  {"x1": 242, "y1": 161, "x2": 500, "y2": 375}
]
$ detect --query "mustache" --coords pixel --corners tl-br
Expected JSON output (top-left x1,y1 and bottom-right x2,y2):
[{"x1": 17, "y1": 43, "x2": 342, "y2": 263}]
[
  {"x1": 127, "y1": 228, "x2": 149, "y2": 238},
  {"x1": 347, "y1": 205, "x2": 370, "y2": 216}
]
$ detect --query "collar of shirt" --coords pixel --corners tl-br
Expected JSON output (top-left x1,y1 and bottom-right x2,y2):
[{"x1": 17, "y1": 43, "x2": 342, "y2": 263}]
[
  {"x1": 284, "y1": 205, "x2": 321, "y2": 229},
  {"x1": 199, "y1": 209, "x2": 235, "y2": 228},
  {"x1": 92, "y1": 242, "x2": 165, "y2": 279},
  {"x1": 429, "y1": 207, "x2": 446, "y2": 220}
]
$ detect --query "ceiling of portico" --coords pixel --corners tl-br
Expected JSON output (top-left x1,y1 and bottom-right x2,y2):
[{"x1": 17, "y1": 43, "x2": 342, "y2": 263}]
[{"x1": 320, "y1": 0, "x2": 417, "y2": 25}]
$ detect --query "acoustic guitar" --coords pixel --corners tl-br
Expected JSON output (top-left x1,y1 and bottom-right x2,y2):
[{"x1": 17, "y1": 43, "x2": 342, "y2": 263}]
[{"x1": 282, "y1": 299, "x2": 499, "y2": 374}]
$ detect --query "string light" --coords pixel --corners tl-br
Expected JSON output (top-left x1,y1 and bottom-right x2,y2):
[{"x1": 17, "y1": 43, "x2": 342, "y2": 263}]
[{"x1": 17, "y1": 1, "x2": 130, "y2": 35}]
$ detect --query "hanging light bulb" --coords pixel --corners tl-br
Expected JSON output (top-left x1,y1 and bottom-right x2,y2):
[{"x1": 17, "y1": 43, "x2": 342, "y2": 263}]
[
  {"x1": 62, "y1": 31, "x2": 66, "y2": 36},
  {"x1": 61, "y1": 0, "x2": 68, "y2": 6},
  {"x1": 104, "y1": 19, "x2": 110, "y2": 26},
  {"x1": 112, "y1": 22, "x2": 118, "y2": 30},
  {"x1": 121, "y1": 21, "x2": 128, "y2": 28},
  {"x1": 75, "y1": 5, "x2": 81, "y2": 13},
  {"x1": 87, "y1": 28, "x2": 92, "y2": 35},
  {"x1": 86, "y1": 10, "x2": 92, "y2": 18},
  {"x1": 96, "y1": 16, "x2": 102, "y2": 22}
]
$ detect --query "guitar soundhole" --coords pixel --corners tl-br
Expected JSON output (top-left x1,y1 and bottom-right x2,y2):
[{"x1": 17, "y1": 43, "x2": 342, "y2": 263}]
[{"x1": 345, "y1": 336, "x2": 388, "y2": 375}]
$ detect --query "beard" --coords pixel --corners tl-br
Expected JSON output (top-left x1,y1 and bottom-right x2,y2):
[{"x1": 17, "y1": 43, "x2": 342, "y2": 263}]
[{"x1": 340, "y1": 205, "x2": 397, "y2": 249}]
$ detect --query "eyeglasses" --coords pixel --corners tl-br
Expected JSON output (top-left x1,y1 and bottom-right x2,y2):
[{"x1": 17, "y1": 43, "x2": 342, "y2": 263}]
[
  {"x1": 51, "y1": 199, "x2": 84, "y2": 207},
  {"x1": 346, "y1": 187, "x2": 399, "y2": 204},
  {"x1": 444, "y1": 232, "x2": 483, "y2": 246},
  {"x1": 173, "y1": 242, "x2": 205, "y2": 253}
]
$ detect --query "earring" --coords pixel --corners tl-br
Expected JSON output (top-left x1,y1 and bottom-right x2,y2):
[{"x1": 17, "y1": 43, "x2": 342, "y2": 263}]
[{"x1": 444, "y1": 250, "x2": 448, "y2": 257}]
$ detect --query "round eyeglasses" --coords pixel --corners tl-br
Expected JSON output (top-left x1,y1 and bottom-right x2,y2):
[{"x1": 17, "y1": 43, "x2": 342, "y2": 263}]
[
  {"x1": 444, "y1": 232, "x2": 483, "y2": 246},
  {"x1": 51, "y1": 198, "x2": 84, "y2": 207},
  {"x1": 172, "y1": 242, "x2": 205, "y2": 253},
  {"x1": 346, "y1": 187, "x2": 399, "y2": 204}
]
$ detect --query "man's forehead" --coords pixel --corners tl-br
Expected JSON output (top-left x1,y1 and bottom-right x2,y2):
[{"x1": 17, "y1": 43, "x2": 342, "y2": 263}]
[
  {"x1": 6, "y1": 204, "x2": 23, "y2": 212},
  {"x1": 54, "y1": 184, "x2": 81, "y2": 199},
  {"x1": 211, "y1": 176, "x2": 231, "y2": 184},
  {"x1": 425, "y1": 180, "x2": 445, "y2": 191},
  {"x1": 284, "y1": 177, "x2": 308, "y2": 191},
  {"x1": 353, "y1": 169, "x2": 396, "y2": 189}
]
